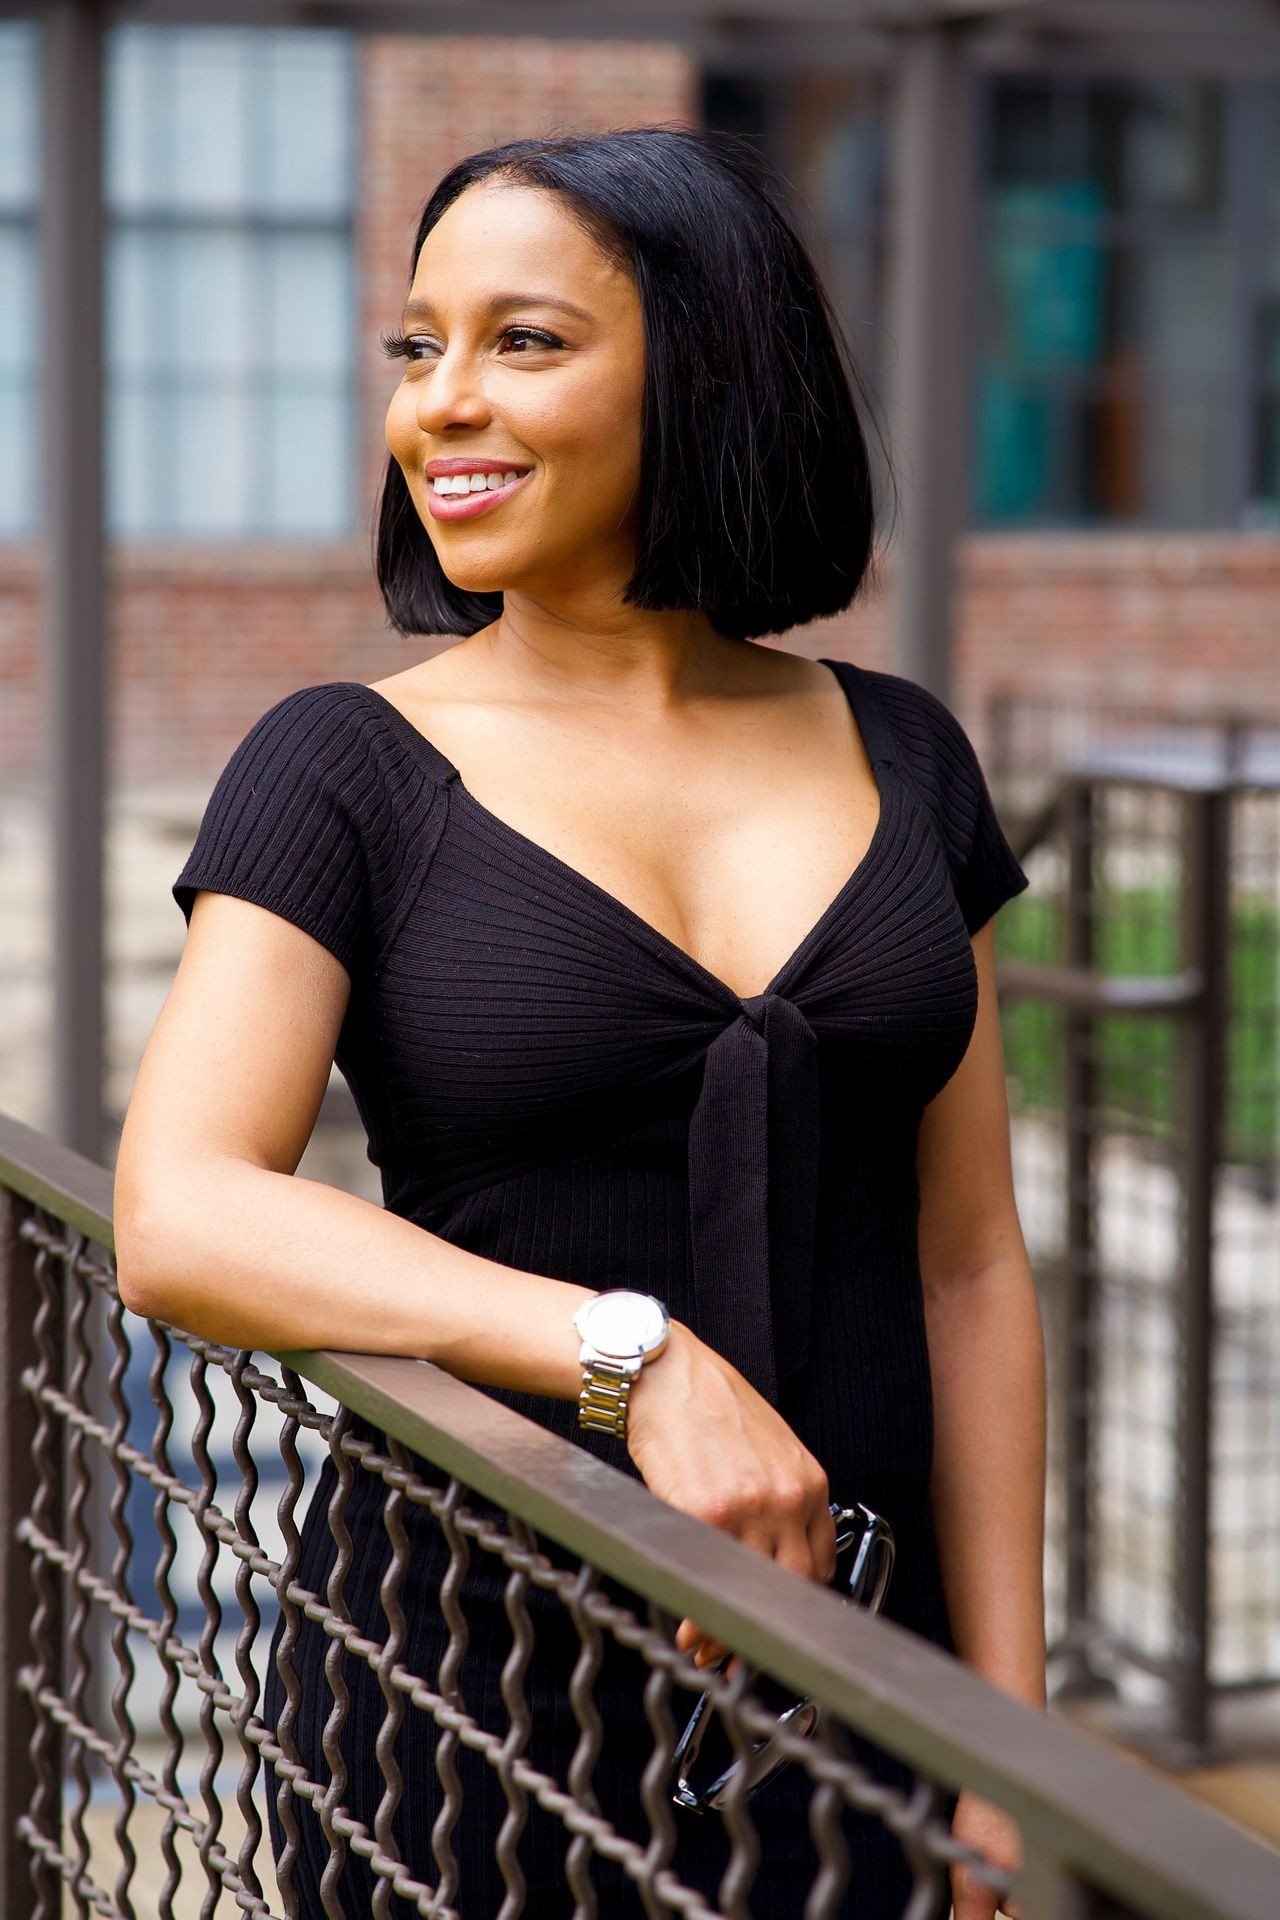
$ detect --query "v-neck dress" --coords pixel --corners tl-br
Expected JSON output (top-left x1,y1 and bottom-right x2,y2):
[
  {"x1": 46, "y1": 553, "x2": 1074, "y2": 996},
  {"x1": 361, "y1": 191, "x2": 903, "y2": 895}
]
[{"x1": 172, "y1": 655, "x2": 1030, "y2": 1920}]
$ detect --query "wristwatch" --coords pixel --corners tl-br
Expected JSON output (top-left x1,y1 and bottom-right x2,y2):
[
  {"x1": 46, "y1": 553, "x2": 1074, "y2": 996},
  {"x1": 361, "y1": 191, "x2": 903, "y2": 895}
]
[{"x1": 572, "y1": 1289, "x2": 671, "y2": 1439}]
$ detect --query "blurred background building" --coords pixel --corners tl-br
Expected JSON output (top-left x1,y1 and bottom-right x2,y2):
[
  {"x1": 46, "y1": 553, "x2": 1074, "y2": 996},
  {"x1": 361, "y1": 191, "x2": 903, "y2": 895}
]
[
  {"x1": 2, "y1": 11, "x2": 1278, "y2": 784},
  {"x1": 1, "y1": 1, "x2": 1277, "y2": 1866}
]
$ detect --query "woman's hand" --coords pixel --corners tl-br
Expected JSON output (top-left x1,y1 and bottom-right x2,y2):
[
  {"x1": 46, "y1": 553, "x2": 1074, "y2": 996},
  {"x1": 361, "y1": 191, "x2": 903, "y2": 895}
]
[
  {"x1": 949, "y1": 1789, "x2": 1024, "y2": 1920},
  {"x1": 625, "y1": 1322, "x2": 837, "y2": 1669}
]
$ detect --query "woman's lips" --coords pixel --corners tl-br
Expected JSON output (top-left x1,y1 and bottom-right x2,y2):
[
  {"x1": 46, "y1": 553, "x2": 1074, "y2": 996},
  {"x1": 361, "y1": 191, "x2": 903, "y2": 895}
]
[{"x1": 425, "y1": 470, "x2": 532, "y2": 521}]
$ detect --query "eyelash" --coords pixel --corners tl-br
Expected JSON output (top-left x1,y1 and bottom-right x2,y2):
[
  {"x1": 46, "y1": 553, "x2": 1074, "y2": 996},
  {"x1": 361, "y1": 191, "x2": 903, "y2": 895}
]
[{"x1": 379, "y1": 325, "x2": 564, "y2": 361}]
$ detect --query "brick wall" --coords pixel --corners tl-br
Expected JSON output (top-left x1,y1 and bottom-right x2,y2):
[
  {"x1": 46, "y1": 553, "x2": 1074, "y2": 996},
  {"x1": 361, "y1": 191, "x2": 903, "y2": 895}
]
[
  {"x1": 1, "y1": 33, "x2": 1276, "y2": 779},
  {"x1": 799, "y1": 533, "x2": 1280, "y2": 755},
  {"x1": 0, "y1": 33, "x2": 700, "y2": 780}
]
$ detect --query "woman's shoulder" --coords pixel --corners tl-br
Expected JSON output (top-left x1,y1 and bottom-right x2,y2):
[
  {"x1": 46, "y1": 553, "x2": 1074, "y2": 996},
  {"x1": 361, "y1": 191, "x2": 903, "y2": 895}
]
[
  {"x1": 171, "y1": 678, "x2": 454, "y2": 977},
  {"x1": 242, "y1": 677, "x2": 456, "y2": 786},
  {"x1": 850, "y1": 665, "x2": 982, "y2": 772},
  {"x1": 852, "y1": 664, "x2": 1030, "y2": 935}
]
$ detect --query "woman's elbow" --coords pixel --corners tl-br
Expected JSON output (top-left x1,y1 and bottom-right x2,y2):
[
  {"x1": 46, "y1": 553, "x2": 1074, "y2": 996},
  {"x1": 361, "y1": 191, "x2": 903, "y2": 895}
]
[{"x1": 112, "y1": 1197, "x2": 173, "y2": 1319}]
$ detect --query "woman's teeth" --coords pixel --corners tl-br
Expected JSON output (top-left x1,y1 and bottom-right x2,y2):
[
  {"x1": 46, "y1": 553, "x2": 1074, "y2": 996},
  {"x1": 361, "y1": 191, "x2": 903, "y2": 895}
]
[{"x1": 431, "y1": 470, "x2": 523, "y2": 494}]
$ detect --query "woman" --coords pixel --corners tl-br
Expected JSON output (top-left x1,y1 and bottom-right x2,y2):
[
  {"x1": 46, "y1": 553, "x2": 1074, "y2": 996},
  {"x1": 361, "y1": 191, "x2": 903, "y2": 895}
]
[{"x1": 115, "y1": 126, "x2": 1046, "y2": 1919}]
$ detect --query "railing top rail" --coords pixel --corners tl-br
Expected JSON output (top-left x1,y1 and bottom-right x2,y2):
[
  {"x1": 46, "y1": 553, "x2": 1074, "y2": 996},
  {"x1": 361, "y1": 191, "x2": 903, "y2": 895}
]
[
  {"x1": 295, "y1": 1345, "x2": 1280, "y2": 1920},
  {"x1": 5, "y1": 1106, "x2": 1279, "y2": 1920},
  {"x1": 1, "y1": 1109, "x2": 113, "y2": 1252}
]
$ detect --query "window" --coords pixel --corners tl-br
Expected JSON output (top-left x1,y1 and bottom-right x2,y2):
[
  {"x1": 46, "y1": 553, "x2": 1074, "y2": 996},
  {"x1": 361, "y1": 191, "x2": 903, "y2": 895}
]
[
  {"x1": 0, "y1": 20, "x2": 39, "y2": 538},
  {"x1": 106, "y1": 24, "x2": 357, "y2": 538},
  {"x1": 1257, "y1": 92, "x2": 1280, "y2": 524},
  {"x1": 975, "y1": 75, "x2": 1280, "y2": 531},
  {"x1": 0, "y1": 22, "x2": 357, "y2": 542},
  {"x1": 710, "y1": 63, "x2": 1280, "y2": 534}
]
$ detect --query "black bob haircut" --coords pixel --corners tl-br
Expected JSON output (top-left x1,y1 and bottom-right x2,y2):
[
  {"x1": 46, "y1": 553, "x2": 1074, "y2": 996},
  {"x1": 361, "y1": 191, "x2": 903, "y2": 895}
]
[{"x1": 374, "y1": 124, "x2": 895, "y2": 643}]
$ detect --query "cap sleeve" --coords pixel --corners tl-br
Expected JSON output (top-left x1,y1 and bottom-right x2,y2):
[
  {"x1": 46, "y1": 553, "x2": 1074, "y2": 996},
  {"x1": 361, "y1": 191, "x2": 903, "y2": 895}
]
[
  {"x1": 951, "y1": 751, "x2": 1030, "y2": 935},
  {"x1": 927, "y1": 698, "x2": 1029, "y2": 935},
  {"x1": 866, "y1": 670, "x2": 1031, "y2": 936},
  {"x1": 172, "y1": 684, "x2": 373, "y2": 976}
]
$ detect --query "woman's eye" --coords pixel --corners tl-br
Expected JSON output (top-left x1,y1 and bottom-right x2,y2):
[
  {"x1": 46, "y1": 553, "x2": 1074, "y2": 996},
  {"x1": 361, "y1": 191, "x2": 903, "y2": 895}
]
[
  {"x1": 379, "y1": 325, "x2": 563, "y2": 363},
  {"x1": 500, "y1": 326, "x2": 564, "y2": 353}
]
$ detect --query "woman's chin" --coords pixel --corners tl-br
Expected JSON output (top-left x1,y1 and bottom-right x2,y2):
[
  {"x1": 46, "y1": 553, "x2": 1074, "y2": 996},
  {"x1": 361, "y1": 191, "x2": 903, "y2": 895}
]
[{"x1": 439, "y1": 564, "x2": 510, "y2": 597}]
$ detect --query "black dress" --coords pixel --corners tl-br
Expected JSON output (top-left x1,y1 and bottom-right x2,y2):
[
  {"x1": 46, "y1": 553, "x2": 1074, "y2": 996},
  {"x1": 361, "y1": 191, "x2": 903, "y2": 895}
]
[{"x1": 172, "y1": 655, "x2": 1030, "y2": 1919}]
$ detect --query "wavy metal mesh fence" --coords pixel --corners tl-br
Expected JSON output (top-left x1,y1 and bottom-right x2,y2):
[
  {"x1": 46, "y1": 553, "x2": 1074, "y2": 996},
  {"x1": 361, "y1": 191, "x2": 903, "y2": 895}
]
[
  {"x1": 4, "y1": 1124, "x2": 1279, "y2": 1920},
  {"x1": 2, "y1": 1198, "x2": 1002, "y2": 1919}
]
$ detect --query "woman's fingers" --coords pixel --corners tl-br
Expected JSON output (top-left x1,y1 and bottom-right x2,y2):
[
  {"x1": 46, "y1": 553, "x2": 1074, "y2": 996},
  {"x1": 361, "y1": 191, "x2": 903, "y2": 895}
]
[{"x1": 676, "y1": 1496, "x2": 834, "y2": 1668}]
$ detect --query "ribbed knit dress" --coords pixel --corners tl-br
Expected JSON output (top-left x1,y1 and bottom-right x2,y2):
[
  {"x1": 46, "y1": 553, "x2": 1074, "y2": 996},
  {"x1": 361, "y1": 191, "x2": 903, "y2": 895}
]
[{"x1": 172, "y1": 654, "x2": 1030, "y2": 1920}]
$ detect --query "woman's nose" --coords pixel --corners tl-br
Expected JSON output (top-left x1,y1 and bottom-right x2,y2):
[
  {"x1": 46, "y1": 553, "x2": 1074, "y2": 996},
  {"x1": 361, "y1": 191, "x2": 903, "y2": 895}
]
[{"x1": 416, "y1": 349, "x2": 491, "y2": 434}]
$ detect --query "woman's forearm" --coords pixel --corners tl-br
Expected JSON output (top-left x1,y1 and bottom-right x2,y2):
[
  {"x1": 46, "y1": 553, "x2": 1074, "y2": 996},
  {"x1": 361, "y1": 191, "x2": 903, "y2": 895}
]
[
  {"x1": 115, "y1": 1156, "x2": 608, "y2": 1397},
  {"x1": 923, "y1": 1255, "x2": 1048, "y2": 1708}
]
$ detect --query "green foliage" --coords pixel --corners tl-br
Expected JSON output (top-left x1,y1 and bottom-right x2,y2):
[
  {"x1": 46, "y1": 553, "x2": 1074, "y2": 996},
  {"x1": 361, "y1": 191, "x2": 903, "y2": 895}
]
[{"x1": 998, "y1": 888, "x2": 1278, "y2": 1168}]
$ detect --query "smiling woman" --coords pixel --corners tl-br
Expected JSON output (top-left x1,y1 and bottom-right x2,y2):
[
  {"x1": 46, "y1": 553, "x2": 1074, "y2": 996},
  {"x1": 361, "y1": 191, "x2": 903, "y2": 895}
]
[
  {"x1": 121, "y1": 122, "x2": 1044, "y2": 1920},
  {"x1": 373, "y1": 126, "x2": 887, "y2": 642}
]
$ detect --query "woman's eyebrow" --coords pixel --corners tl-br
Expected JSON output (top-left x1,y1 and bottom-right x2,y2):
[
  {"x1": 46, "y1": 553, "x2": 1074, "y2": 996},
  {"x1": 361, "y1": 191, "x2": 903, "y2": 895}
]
[{"x1": 401, "y1": 290, "x2": 595, "y2": 324}]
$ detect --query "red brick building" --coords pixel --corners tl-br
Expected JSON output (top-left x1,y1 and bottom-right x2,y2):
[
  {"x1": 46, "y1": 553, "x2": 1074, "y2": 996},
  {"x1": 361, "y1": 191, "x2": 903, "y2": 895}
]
[{"x1": 1, "y1": 23, "x2": 1276, "y2": 779}]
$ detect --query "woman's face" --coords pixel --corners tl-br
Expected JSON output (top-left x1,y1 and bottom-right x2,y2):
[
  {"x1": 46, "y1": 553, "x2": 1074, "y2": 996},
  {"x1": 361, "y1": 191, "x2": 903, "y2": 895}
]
[{"x1": 384, "y1": 179, "x2": 646, "y2": 604}]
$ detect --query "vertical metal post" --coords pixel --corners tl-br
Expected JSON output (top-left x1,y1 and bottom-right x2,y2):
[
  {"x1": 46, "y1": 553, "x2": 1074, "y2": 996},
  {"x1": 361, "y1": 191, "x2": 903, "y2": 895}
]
[
  {"x1": 43, "y1": 0, "x2": 108, "y2": 1162},
  {"x1": 0, "y1": 1189, "x2": 63, "y2": 1916},
  {"x1": 1171, "y1": 787, "x2": 1231, "y2": 1762},
  {"x1": 1054, "y1": 778, "x2": 1113, "y2": 1700},
  {"x1": 884, "y1": 19, "x2": 976, "y2": 702}
]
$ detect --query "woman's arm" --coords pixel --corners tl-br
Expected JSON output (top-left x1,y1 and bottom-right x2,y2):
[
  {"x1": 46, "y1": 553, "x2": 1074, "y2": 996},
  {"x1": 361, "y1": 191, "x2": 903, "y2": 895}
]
[
  {"x1": 916, "y1": 916, "x2": 1048, "y2": 1711},
  {"x1": 116, "y1": 884, "x2": 842, "y2": 1677},
  {"x1": 114, "y1": 887, "x2": 606, "y2": 1390}
]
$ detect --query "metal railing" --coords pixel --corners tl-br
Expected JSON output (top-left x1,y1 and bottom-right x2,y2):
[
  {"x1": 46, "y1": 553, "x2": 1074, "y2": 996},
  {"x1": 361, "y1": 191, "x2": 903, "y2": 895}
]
[
  {"x1": 3, "y1": 1111, "x2": 1279, "y2": 1919},
  {"x1": 988, "y1": 700, "x2": 1280, "y2": 1764}
]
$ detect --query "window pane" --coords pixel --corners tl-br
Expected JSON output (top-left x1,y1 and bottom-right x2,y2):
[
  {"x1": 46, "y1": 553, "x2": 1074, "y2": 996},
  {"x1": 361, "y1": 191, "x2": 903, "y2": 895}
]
[
  {"x1": 1260, "y1": 248, "x2": 1280, "y2": 387},
  {"x1": 265, "y1": 387, "x2": 351, "y2": 535},
  {"x1": 171, "y1": 384, "x2": 253, "y2": 533},
  {"x1": 985, "y1": 193, "x2": 1109, "y2": 372},
  {"x1": 170, "y1": 230, "x2": 254, "y2": 374},
  {"x1": 1249, "y1": 245, "x2": 1280, "y2": 525},
  {"x1": 1253, "y1": 398, "x2": 1280, "y2": 526},
  {"x1": 265, "y1": 232, "x2": 352, "y2": 376},
  {"x1": 1264, "y1": 87, "x2": 1280, "y2": 227},
  {"x1": 810, "y1": 99, "x2": 887, "y2": 237},
  {"x1": 0, "y1": 225, "x2": 36, "y2": 371},
  {"x1": 1085, "y1": 80, "x2": 1222, "y2": 217},
  {"x1": 975, "y1": 372, "x2": 1060, "y2": 522},
  {"x1": 107, "y1": 380, "x2": 164, "y2": 535},
  {"x1": 108, "y1": 229, "x2": 160, "y2": 376},
  {"x1": 0, "y1": 21, "x2": 38, "y2": 211},
  {"x1": 990, "y1": 80, "x2": 1057, "y2": 192},
  {"x1": 261, "y1": 30, "x2": 353, "y2": 214},
  {"x1": 0, "y1": 225, "x2": 36, "y2": 536},
  {"x1": 106, "y1": 27, "x2": 164, "y2": 210},
  {"x1": 0, "y1": 378, "x2": 35, "y2": 532},
  {"x1": 1143, "y1": 397, "x2": 1229, "y2": 523},
  {"x1": 169, "y1": 32, "x2": 251, "y2": 213},
  {"x1": 1142, "y1": 242, "x2": 1231, "y2": 381}
]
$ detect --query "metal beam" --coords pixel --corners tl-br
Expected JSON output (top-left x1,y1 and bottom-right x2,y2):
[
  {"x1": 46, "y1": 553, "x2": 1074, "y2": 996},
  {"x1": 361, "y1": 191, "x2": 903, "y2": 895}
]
[
  {"x1": 884, "y1": 19, "x2": 977, "y2": 701},
  {"x1": 43, "y1": 0, "x2": 107, "y2": 1162},
  {"x1": 0, "y1": 0, "x2": 1270, "y2": 41}
]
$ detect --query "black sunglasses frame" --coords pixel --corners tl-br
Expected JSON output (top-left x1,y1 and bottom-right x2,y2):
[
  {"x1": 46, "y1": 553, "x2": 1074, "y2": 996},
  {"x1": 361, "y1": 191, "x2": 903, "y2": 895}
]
[{"x1": 669, "y1": 1499, "x2": 895, "y2": 1815}]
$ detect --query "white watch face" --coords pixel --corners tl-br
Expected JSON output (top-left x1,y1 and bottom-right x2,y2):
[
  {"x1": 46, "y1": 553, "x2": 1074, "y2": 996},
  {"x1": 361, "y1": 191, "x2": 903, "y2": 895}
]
[{"x1": 582, "y1": 1290, "x2": 667, "y2": 1358}]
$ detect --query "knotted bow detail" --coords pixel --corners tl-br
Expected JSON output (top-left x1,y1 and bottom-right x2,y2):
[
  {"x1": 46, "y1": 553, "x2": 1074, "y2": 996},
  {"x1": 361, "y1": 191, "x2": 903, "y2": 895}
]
[{"x1": 686, "y1": 990, "x2": 821, "y2": 1408}]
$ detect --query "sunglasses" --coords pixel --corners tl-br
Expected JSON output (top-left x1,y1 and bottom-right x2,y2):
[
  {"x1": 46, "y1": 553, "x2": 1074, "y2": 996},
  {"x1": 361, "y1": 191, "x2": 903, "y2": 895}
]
[{"x1": 669, "y1": 1500, "x2": 895, "y2": 1814}]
